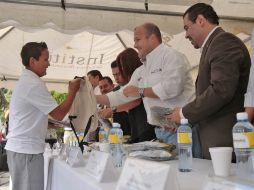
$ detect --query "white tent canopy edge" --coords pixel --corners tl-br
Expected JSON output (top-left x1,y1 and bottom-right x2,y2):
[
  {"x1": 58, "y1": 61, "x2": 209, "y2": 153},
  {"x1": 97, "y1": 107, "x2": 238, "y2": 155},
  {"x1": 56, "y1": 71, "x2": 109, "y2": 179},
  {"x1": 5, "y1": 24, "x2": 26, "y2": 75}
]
[
  {"x1": 0, "y1": 24, "x2": 251, "y2": 92},
  {"x1": 0, "y1": 0, "x2": 253, "y2": 35}
]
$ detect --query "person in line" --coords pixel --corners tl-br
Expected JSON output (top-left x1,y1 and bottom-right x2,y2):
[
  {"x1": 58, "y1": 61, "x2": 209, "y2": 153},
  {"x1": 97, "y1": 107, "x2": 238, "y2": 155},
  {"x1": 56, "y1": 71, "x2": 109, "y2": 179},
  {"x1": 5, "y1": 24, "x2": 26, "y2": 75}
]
[
  {"x1": 87, "y1": 69, "x2": 103, "y2": 95},
  {"x1": 168, "y1": 3, "x2": 251, "y2": 159},
  {"x1": 111, "y1": 60, "x2": 126, "y2": 89},
  {"x1": 88, "y1": 76, "x2": 115, "y2": 142},
  {"x1": 87, "y1": 70, "x2": 103, "y2": 114},
  {"x1": 97, "y1": 23, "x2": 195, "y2": 145},
  {"x1": 99, "y1": 52, "x2": 157, "y2": 142},
  {"x1": 98, "y1": 76, "x2": 115, "y2": 95},
  {"x1": 5, "y1": 42, "x2": 81, "y2": 190},
  {"x1": 99, "y1": 63, "x2": 132, "y2": 136}
]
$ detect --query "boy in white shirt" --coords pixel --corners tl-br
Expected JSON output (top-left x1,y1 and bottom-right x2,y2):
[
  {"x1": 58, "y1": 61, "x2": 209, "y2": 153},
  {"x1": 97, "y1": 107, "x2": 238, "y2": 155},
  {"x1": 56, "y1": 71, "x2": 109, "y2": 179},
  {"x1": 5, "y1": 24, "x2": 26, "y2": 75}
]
[{"x1": 5, "y1": 42, "x2": 80, "y2": 190}]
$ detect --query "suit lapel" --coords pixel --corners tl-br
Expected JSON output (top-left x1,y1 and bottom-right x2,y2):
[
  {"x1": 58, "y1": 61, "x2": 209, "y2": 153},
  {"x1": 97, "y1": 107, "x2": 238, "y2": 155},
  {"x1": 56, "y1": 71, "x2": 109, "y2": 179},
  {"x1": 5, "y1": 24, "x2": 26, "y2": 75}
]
[
  {"x1": 195, "y1": 27, "x2": 224, "y2": 87},
  {"x1": 201, "y1": 27, "x2": 224, "y2": 61}
]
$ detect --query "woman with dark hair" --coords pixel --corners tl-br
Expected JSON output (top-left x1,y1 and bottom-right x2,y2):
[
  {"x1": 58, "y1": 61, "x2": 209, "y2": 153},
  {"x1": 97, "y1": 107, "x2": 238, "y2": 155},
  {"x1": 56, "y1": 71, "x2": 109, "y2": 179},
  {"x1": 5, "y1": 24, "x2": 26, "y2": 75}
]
[
  {"x1": 98, "y1": 48, "x2": 156, "y2": 142},
  {"x1": 117, "y1": 48, "x2": 155, "y2": 142},
  {"x1": 116, "y1": 48, "x2": 142, "y2": 82}
]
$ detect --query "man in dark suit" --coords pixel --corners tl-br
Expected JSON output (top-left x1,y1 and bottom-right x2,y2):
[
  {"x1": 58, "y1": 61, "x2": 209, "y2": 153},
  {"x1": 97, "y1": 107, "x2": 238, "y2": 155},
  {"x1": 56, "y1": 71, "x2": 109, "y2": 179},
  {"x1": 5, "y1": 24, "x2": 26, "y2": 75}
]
[{"x1": 168, "y1": 3, "x2": 251, "y2": 159}]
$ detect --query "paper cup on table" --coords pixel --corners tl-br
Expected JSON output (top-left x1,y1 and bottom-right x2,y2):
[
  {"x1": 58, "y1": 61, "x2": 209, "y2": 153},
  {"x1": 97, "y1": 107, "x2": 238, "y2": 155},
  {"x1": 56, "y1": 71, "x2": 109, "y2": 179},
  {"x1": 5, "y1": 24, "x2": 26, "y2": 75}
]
[
  {"x1": 209, "y1": 147, "x2": 232, "y2": 177},
  {"x1": 99, "y1": 143, "x2": 110, "y2": 153}
]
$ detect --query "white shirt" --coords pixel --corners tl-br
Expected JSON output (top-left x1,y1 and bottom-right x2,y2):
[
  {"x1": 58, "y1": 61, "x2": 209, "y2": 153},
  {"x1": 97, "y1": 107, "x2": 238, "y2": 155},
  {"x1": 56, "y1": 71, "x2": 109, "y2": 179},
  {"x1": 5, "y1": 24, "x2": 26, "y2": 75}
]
[
  {"x1": 244, "y1": 29, "x2": 254, "y2": 107},
  {"x1": 107, "y1": 44, "x2": 195, "y2": 125},
  {"x1": 6, "y1": 69, "x2": 58, "y2": 154}
]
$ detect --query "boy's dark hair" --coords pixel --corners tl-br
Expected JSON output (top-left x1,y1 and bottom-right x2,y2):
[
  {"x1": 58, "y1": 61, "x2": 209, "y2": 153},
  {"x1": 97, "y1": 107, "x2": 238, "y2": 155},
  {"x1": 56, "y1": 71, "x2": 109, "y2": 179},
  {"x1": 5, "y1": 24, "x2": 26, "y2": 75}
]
[
  {"x1": 116, "y1": 48, "x2": 142, "y2": 81},
  {"x1": 20, "y1": 42, "x2": 48, "y2": 67}
]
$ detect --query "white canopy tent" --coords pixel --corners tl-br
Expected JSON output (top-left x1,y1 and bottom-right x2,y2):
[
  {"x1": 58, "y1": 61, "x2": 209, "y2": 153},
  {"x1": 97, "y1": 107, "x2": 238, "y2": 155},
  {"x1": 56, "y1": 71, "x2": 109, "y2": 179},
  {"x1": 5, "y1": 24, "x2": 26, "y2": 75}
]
[
  {"x1": 0, "y1": 23, "x2": 252, "y2": 92},
  {"x1": 0, "y1": 26, "x2": 133, "y2": 80},
  {"x1": 0, "y1": 24, "x2": 182, "y2": 91},
  {"x1": 0, "y1": 25, "x2": 134, "y2": 91},
  {"x1": 0, "y1": 0, "x2": 253, "y2": 91}
]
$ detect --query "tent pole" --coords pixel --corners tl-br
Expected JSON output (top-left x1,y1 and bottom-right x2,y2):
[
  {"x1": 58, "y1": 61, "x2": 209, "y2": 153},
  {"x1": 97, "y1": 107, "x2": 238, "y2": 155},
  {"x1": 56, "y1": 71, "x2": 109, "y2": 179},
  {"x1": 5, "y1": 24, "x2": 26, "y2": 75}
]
[
  {"x1": 116, "y1": 33, "x2": 127, "y2": 49},
  {"x1": 0, "y1": 26, "x2": 14, "y2": 40}
]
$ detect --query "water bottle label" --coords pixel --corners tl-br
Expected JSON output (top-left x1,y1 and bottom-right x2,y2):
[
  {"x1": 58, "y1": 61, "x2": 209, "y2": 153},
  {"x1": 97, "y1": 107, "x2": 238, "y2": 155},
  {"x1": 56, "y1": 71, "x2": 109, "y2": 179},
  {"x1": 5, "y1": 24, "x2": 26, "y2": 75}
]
[
  {"x1": 233, "y1": 132, "x2": 254, "y2": 148},
  {"x1": 109, "y1": 134, "x2": 118, "y2": 144},
  {"x1": 177, "y1": 132, "x2": 192, "y2": 144},
  {"x1": 99, "y1": 134, "x2": 106, "y2": 142}
]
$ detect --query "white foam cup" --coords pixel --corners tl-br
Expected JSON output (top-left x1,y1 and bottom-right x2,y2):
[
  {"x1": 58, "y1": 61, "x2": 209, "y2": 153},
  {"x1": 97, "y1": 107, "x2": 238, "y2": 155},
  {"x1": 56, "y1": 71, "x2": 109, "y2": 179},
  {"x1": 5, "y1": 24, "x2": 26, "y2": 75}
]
[{"x1": 209, "y1": 147, "x2": 233, "y2": 177}]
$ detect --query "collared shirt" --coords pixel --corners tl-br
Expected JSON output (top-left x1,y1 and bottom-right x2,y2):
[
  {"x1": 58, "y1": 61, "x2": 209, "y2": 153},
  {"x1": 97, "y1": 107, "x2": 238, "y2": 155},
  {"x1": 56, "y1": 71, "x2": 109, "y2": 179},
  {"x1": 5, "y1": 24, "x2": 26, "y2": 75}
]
[
  {"x1": 6, "y1": 69, "x2": 58, "y2": 154},
  {"x1": 200, "y1": 26, "x2": 220, "y2": 53},
  {"x1": 107, "y1": 44, "x2": 195, "y2": 125}
]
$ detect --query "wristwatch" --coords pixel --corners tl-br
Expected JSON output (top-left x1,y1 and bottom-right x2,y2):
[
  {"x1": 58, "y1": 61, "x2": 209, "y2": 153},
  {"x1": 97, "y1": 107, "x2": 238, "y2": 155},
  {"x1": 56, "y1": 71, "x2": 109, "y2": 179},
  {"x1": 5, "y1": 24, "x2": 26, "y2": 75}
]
[
  {"x1": 111, "y1": 106, "x2": 117, "y2": 113},
  {"x1": 138, "y1": 88, "x2": 145, "y2": 98}
]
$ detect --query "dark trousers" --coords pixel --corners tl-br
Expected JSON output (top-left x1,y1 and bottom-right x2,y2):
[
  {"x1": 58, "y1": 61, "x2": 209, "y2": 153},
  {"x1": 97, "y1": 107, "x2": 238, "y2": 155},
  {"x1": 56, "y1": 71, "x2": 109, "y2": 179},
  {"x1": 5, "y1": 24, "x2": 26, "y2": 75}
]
[{"x1": 192, "y1": 125, "x2": 203, "y2": 159}]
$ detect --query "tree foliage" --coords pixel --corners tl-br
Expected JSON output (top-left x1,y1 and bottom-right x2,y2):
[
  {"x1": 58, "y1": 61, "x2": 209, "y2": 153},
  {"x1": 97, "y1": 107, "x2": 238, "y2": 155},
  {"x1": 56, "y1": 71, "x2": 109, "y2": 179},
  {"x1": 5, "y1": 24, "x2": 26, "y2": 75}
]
[
  {"x1": 0, "y1": 88, "x2": 12, "y2": 123},
  {"x1": 50, "y1": 90, "x2": 67, "y2": 104}
]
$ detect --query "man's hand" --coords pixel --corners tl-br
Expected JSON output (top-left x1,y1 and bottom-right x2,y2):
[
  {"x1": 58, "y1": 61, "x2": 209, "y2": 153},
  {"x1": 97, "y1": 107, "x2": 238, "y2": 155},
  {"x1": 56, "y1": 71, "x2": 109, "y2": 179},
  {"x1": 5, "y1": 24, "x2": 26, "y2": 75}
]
[
  {"x1": 166, "y1": 107, "x2": 181, "y2": 124},
  {"x1": 123, "y1": 85, "x2": 139, "y2": 97},
  {"x1": 99, "y1": 108, "x2": 113, "y2": 119}
]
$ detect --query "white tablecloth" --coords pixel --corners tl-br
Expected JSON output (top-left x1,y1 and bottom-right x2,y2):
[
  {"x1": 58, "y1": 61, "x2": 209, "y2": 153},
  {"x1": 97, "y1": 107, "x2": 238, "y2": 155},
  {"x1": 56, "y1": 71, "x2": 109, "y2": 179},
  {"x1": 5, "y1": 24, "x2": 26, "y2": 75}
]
[
  {"x1": 47, "y1": 158, "x2": 116, "y2": 190},
  {"x1": 47, "y1": 157, "x2": 254, "y2": 190},
  {"x1": 46, "y1": 158, "x2": 215, "y2": 190},
  {"x1": 44, "y1": 152, "x2": 58, "y2": 190}
]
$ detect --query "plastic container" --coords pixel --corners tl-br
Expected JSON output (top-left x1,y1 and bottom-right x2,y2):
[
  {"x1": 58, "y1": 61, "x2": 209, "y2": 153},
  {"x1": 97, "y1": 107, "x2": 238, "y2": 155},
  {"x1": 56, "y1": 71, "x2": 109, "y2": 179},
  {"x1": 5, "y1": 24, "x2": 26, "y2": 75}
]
[
  {"x1": 177, "y1": 118, "x2": 192, "y2": 172},
  {"x1": 232, "y1": 112, "x2": 254, "y2": 181},
  {"x1": 108, "y1": 123, "x2": 123, "y2": 167}
]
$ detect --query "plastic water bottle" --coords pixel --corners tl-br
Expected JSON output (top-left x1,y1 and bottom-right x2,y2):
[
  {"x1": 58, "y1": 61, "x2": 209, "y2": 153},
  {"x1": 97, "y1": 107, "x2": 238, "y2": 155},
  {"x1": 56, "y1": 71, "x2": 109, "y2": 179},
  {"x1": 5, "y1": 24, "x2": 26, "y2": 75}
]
[
  {"x1": 232, "y1": 112, "x2": 254, "y2": 180},
  {"x1": 98, "y1": 125, "x2": 107, "y2": 143},
  {"x1": 177, "y1": 118, "x2": 192, "y2": 172},
  {"x1": 108, "y1": 123, "x2": 123, "y2": 167}
]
